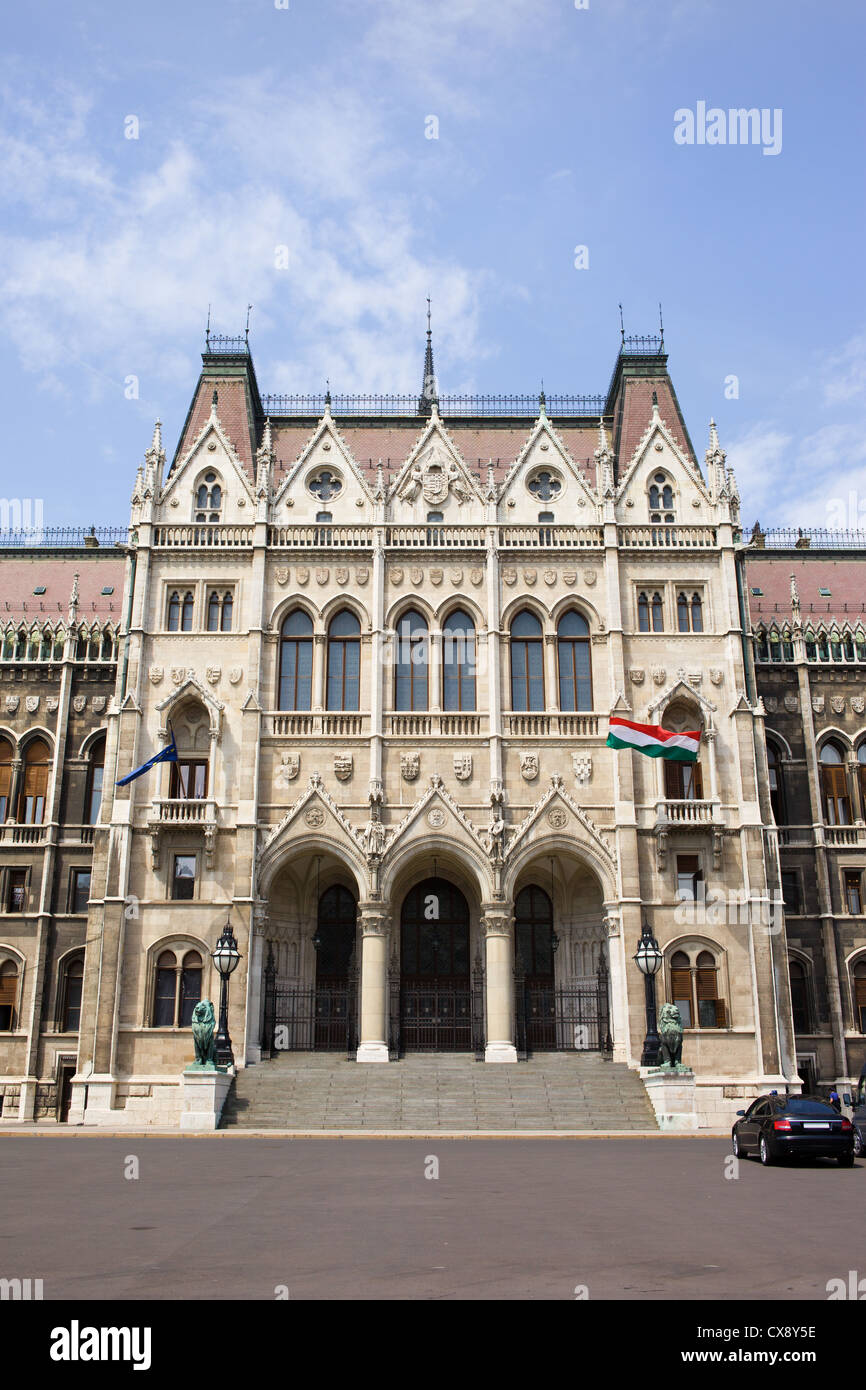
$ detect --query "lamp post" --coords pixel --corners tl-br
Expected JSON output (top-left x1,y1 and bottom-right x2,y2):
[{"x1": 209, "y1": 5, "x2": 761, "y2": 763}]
[
  {"x1": 634, "y1": 921, "x2": 663, "y2": 1067},
  {"x1": 212, "y1": 919, "x2": 242, "y2": 1068}
]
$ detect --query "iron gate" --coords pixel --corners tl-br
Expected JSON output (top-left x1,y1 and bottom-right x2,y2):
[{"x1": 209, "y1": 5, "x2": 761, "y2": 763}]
[
  {"x1": 389, "y1": 959, "x2": 485, "y2": 1057},
  {"x1": 261, "y1": 953, "x2": 358, "y2": 1058},
  {"x1": 514, "y1": 960, "x2": 612, "y2": 1058}
]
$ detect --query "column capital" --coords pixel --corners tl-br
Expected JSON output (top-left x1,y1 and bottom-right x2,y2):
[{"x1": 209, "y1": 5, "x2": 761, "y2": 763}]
[
  {"x1": 358, "y1": 903, "x2": 391, "y2": 936},
  {"x1": 481, "y1": 909, "x2": 514, "y2": 938}
]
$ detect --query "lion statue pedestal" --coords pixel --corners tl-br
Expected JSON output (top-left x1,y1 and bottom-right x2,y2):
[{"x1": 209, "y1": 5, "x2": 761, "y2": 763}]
[
  {"x1": 181, "y1": 1000, "x2": 234, "y2": 1131},
  {"x1": 641, "y1": 1003, "x2": 699, "y2": 1130}
]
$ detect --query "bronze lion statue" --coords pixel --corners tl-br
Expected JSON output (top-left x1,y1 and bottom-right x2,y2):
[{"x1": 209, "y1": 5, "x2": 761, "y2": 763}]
[
  {"x1": 191, "y1": 1000, "x2": 217, "y2": 1066},
  {"x1": 658, "y1": 1002, "x2": 684, "y2": 1067}
]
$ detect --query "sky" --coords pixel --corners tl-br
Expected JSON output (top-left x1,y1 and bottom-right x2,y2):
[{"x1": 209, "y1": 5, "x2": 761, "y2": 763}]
[{"x1": 1, "y1": 0, "x2": 864, "y2": 530}]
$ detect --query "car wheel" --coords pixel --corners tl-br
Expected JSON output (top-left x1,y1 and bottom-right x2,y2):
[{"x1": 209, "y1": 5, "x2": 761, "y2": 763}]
[
  {"x1": 837, "y1": 1152, "x2": 855, "y2": 1167},
  {"x1": 854, "y1": 1130, "x2": 863, "y2": 1158},
  {"x1": 759, "y1": 1135, "x2": 774, "y2": 1166}
]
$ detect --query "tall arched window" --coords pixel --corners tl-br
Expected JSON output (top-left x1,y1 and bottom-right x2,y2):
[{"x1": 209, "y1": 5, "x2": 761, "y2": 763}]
[
  {"x1": 788, "y1": 959, "x2": 811, "y2": 1033},
  {"x1": 0, "y1": 738, "x2": 11, "y2": 822},
  {"x1": 61, "y1": 957, "x2": 84, "y2": 1033},
  {"x1": 766, "y1": 740, "x2": 785, "y2": 824},
  {"x1": 85, "y1": 735, "x2": 105, "y2": 824},
  {"x1": 651, "y1": 592, "x2": 664, "y2": 631},
  {"x1": 206, "y1": 590, "x2": 233, "y2": 633},
  {"x1": 167, "y1": 591, "x2": 180, "y2": 631},
  {"x1": 168, "y1": 705, "x2": 210, "y2": 800},
  {"x1": 649, "y1": 473, "x2": 675, "y2": 522},
  {"x1": 195, "y1": 472, "x2": 222, "y2": 522},
  {"x1": 181, "y1": 591, "x2": 194, "y2": 632},
  {"x1": 394, "y1": 609, "x2": 429, "y2": 711},
  {"x1": 858, "y1": 744, "x2": 866, "y2": 811},
  {"x1": 677, "y1": 592, "x2": 703, "y2": 633},
  {"x1": 557, "y1": 611, "x2": 592, "y2": 710},
  {"x1": 442, "y1": 609, "x2": 476, "y2": 711},
  {"x1": 510, "y1": 610, "x2": 544, "y2": 711},
  {"x1": 638, "y1": 592, "x2": 650, "y2": 632},
  {"x1": 19, "y1": 738, "x2": 50, "y2": 824},
  {"x1": 670, "y1": 948, "x2": 726, "y2": 1028},
  {"x1": 0, "y1": 960, "x2": 18, "y2": 1030},
  {"x1": 638, "y1": 591, "x2": 664, "y2": 632},
  {"x1": 514, "y1": 885, "x2": 554, "y2": 979},
  {"x1": 327, "y1": 610, "x2": 361, "y2": 711},
  {"x1": 279, "y1": 610, "x2": 314, "y2": 710},
  {"x1": 152, "y1": 948, "x2": 203, "y2": 1027},
  {"x1": 820, "y1": 742, "x2": 850, "y2": 826}
]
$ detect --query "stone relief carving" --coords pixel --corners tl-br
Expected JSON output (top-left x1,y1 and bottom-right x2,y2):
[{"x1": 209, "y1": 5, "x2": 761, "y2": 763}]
[
  {"x1": 652, "y1": 667, "x2": 666, "y2": 686},
  {"x1": 275, "y1": 567, "x2": 290, "y2": 587},
  {"x1": 520, "y1": 752, "x2": 539, "y2": 781},
  {"x1": 4, "y1": 695, "x2": 19, "y2": 714},
  {"x1": 783, "y1": 692, "x2": 799, "y2": 713},
  {"x1": 334, "y1": 754, "x2": 353, "y2": 782},
  {"x1": 629, "y1": 668, "x2": 645, "y2": 685},
  {"x1": 316, "y1": 568, "x2": 329, "y2": 586},
  {"x1": 812, "y1": 695, "x2": 825, "y2": 713},
  {"x1": 275, "y1": 752, "x2": 300, "y2": 787},
  {"x1": 206, "y1": 666, "x2": 221, "y2": 685},
  {"x1": 149, "y1": 666, "x2": 164, "y2": 685},
  {"x1": 523, "y1": 569, "x2": 537, "y2": 587},
  {"x1": 297, "y1": 566, "x2": 310, "y2": 586},
  {"x1": 356, "y1": 566, "x2": 369, "y2": 586},
  {"x1": 572, "y1": 754, "x2": 592, "y2": 786},
  {"x1": 710, "y1": 668, "x2": 723, "y2": 686},
  {"x1": 430, "y1": 568, "x2": 443, "y2": 586},
  {"x1": 229, "y1": 667, "x2": 243, "y2": 685},
  {"x1": 830, "y1": 694, "x2": 846, "y2": 714},
  {"x1": 502, "y1": 569, "x2": 517, "y2": 587},
  {"x1": 25, "y1": 695, "x2": 39, "y2": 713},
  {"x1": 401, "y1": 752, "x2": 420, "y2": 782},
  {"x1": 453, "y1": 753, "x2": 472, "y2": 781},
  {"x1": 92, "y1": 696, "x2": 107, "y2": 714}
]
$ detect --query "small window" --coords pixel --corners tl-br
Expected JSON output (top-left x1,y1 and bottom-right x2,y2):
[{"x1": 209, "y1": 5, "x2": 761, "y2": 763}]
[
  {"x1": 308, "y1": 470, "x2": 342, "y2": 502},
  {"x1": 6, "y1": 869, "x2": 27, "y2": 913},
  {"x1": 427, "y1": 511, "x2": 444, "y2": 523},
  {"x1": 170, "y1": 760, "x2": 208, "y2": 800},
  {"x1": 845, "y1": 871, "x2": 863, "y2": 916},
  {"x1": 62, "y1": 958, "x2": 84, "y2": 1033},
  {"x1": 676, "y1": 855, "x2": 702, "y2": 902},
  {"x1": 0, "y1": 961, "x2": 18, "y2": 1030},
  {"x1": 101, "y1": 586, "x2": 115, "y2": 596},
  {"x1": 70, "y1": 869, "x2": 92, "y2": 915},
  {"x1": 538, "y1": 511, "x2": 555, "y2": 523},
  {"x1": 750, "y1": 587, "x2": 763, "y2": 597},
  {"x1": 527, "y1": 471, "x2": 562, "y2": 502},
  {"x1": 780, "y1": 870, "x2": 800, "y2": 914},
  {"x1": 172, "y1": 855, "x2": 197, "y2": 901},
  {"x1": 33, "y1": 585, "x2": 46, "y2": 596},
  {"x1": 315, "y1": 511, "x2": 333, "y2": 524},
  {"x1": 651, "y1": 593, "x2": 664, "y2": 631},
  {"x1": 818, "y1": 587, "x2": 832, "y2": 598}
]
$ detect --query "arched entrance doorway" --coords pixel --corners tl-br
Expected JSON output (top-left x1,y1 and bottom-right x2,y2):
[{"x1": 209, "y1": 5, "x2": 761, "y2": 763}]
[
  {"x1": 313, "y1": 886, "x2": 357, "y2": 1049},
  {"x1": 513, "y1": 875, "x2": 611, "y2": 1055},
  {"x1": 399, "y1": 878, "x2": 474, "y2": 1051}
]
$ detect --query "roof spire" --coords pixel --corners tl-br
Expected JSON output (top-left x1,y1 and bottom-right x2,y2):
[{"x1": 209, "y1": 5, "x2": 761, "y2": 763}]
[
  {"x1": 418, "y1": 296, "x2": 438, "y2": 416},
  {"x1": 68, "y1": 571, "x2": 80, "y2": 624}
]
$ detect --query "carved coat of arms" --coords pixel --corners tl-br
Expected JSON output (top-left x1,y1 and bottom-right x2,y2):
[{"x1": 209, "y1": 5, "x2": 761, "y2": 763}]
[
  {"x1": 502, "y1": 569, "x2": 517, "y2": 587},
  {"x1": 812, "y1": 695, "x2": 825, "y2": 714},
  {"x1": 453, "y1": 753, "x2": 472, "y2": 781},
  {"x1": 410, "y1": 566, "x2": 423, "y2": 586},
  {"x1": 316, "y1": 568, "x2": 329, "y2": 586},
  {"x1": 206, "y1": 666, "x2": 221, "y2": 685},
  {"x1": 430, "y1": 569, "x2": 443, "y2": 587},
  {"x1": 336, "y1": 567, "x2": 349, "y2": 586},
  {"x1": 297, "y1": 566, "x2": 310, "y2": 586},
  {"x1": 72, "y1": 695, "x2": 86, "y2": 713},
  {"x1": 520, "y1": 752, "x2": 539, "y2": 781},
  {"x1": 356, "y1": 566, "x2": 369, "y2": 586},
  {"x1": 523, "y1": 569, "x2": 537, "y2": 587},
  {"x1": 573, "y1": 754, "x2": 592, "y2": 785},
  {"x1": 92, "y1": 696, "x2": 107, "y2": 713},
  {"x1": 229, "y1": 667, "x2": 243, "y2": 685},
  {"x1": 275, "y1": 567, "x2": 290, "y2": 587},
  {"x1": 25, "y1": 695, "x2": 39, "y2": 713},
  {"x1": 401, "y1": 752, "x2": 420, "y2": 782},
  {"x1": 470, "y1": 568, "x2": 483, "y2": 587},
  {"x1": 149, "y1": 666, "x2": 164, "y2": 685},
  {"x1": 831, "y1": 694, "x2": 846, "y2": 714},
  {"x1": 5, "y1": 696, "x2": 19, "y2": 714},
  {"x1": 852, "y1": 697, "x2": 865, "y2": 715},
  {"x1": 276, "y1": 752, "x2": 300, "y2": 787},
  {"x1": 334, "y1": 754, "x2": 353, "y2": 782},
  {"x1": 784, "y1": 692, "x2": 799, "y2": 713}
]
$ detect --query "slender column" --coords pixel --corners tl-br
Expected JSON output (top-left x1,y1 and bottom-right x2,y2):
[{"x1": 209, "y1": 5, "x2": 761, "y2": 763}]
[
  {"x1": 313, "y1": 633, "x2": 326, "y2": 712},
  {"x1": 429, "y1": 629, "x2": 442, "y2": 713},
  {"x1": 543, "y1": 633, "x2": 558, "y2": 712},
  {"x1": 705, "y1": 726, "x2": 719, "y2": 803},
  {"x1": 485, "y1": 531, "x2": 502, "y2": 786},
  {"x1": 847, "y1": 756, "x2": 864, "y2": 824},
  {"x1": 482, "y1": 908, "x2": 517, "y2": 1063},
  {"x1": 356, "y1": 904, "x2": 391, "y2": 1062}
]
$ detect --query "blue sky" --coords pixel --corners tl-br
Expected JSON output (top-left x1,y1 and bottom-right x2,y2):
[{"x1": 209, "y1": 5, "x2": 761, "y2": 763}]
[{"x1": 1, "y1": 0, "x2": 864, "y2": 528}]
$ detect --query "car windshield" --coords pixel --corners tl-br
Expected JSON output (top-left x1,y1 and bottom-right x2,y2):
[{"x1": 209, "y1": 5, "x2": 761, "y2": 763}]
[{"x1": 783, "y1": 1098, "x2": 835, "y2": 1116}]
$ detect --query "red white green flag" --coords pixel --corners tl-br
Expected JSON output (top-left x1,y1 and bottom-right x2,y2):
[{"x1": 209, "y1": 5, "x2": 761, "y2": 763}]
[{"x1": 606, "y1": 716, "x2": 700, "y2": 763}]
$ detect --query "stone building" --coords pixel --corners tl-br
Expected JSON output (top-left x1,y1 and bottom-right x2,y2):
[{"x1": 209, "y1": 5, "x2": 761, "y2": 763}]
[
  {"x1": 745, "y1": 540, "x2": 866, "y2": 1093},
  {"x1": 0, "y1": 328, "x2": 822, "y2": 1128}
]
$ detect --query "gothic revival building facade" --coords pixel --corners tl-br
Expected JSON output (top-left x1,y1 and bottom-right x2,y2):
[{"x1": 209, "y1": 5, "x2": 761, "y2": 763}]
[{"x1": 3, "y1": 328, "x2": 862, "y2": 1129}]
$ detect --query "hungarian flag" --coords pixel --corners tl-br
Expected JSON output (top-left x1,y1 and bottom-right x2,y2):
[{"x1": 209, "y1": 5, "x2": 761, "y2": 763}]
[{"x1": 606, "y1": 716, "x2": 700, "y2": 763}]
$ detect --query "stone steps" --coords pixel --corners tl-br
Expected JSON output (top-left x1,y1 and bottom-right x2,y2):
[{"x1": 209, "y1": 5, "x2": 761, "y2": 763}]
[{"x1": 220, "y1": 1052, "x2": 658, "y2": 1131}]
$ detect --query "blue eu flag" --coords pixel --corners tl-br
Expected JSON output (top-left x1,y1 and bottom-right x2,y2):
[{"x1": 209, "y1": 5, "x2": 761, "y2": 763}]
[{"x1": 116, "y1": 730, "x2": 178, "y2": 786}]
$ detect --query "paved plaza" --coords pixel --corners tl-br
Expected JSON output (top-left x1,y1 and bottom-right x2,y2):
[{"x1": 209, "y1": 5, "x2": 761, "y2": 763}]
[{"x1": 1, "y1": 1135, "x2": 861, "y2": 1300}]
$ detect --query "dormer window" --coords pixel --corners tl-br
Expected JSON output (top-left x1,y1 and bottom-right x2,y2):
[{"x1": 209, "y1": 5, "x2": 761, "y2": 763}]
[
  {"x1": 538, "y1": 511, "x2": 554, "y2": 523},
  {"x1": 316, "y1": 511, "x2": 333, "y2": 524},
  {"x1": 648, "y1": 472, "x2": 675, "y2": 523},
  {"x1": 427, "y1": 511, "x2": 444, "y2": 523},
  {"x1": 195, "y1": 471, "x2": 222, "y2": 522}
]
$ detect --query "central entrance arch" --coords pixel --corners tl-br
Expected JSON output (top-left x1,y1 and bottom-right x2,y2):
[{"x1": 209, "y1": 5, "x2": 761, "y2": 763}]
[{"x1": 400, "y1": 877, "x2": 473, "y2": 1051}]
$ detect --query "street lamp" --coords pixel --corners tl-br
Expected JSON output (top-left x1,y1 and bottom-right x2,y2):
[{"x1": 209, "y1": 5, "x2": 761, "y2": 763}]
[
  {"x1": 212, "y1": 919, "x2": 242, "y2": 1068},
  {"x1": 633, "y1": 921, "x2": 664, "y2": 1067}
]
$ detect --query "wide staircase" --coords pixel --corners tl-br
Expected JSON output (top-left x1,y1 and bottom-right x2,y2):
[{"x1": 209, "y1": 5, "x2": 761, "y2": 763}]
[{"x1": 219, "y1": 1052, "x2": 658, "y2": 1131}]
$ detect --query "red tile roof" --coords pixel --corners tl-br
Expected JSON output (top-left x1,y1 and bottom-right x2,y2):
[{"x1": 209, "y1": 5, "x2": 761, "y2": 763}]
[
  {"x1": 746, "y1": 555, "x2": 866, "y2": 625},
  {"x1": 0, "y1": 554, "x2": 125, "y2": 624},
  {"x1": 615, "y1": 376, "x2": 695, "y2": 469}
]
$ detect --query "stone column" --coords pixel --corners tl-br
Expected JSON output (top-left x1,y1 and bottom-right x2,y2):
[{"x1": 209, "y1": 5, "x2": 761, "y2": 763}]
[
  {"x1": 356, "y1": 904, "x2": 391, "y2": 1062},
  {"x1": 543, "y1": 633, "x2": 558, "y2": 712},
  {"x1": 429, "y1": 629, "x2": 442, "y2": 713},
  {"x1": 847, "y1": 756, "x2": 864, "y2": 824},
  {"x1": 313, "y1": 633, "x2": 326, "y2": 712},
  {"x1": 482, "y1": 908, "x2": 517, "y2": 1063}
]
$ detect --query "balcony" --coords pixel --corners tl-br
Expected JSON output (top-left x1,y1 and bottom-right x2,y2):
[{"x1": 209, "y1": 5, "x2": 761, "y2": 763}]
[
  {"x1": 0, "y1": 824, "x2": 46, "y2": 845},
  {"x1": 147, "y1": 799, "x2": 218, "y2": 869},
  {"x1": 618, "y1": 524, "x2": 718, "y2": 549},
  {"x1": 385, "y1": 712, "x2": 488, "y2": 737},
  {"x1": 498, "y1": 525, "x2": 604, "y2": 549},
  {"x1": 504, "y1": 713, "x2": 599, "y2": 737},
  {"x1": 264, "y1": 712, "x2": 370, "y2": 737},
  {"x1": 268, "y1": 524, "x2": 373, "y2": 548},
  {"x1": 660, "y1": 799, "x2": 717, "y2": 826},
  {"x1": 384, "y1": 523, "x2": 486, "y2": 549},
  {"x1": 152, "y1": 524, "x2": 253, "y2": 548},
  {"x1": 824, "y1": 824, "x2": 866, "y2": 848}
]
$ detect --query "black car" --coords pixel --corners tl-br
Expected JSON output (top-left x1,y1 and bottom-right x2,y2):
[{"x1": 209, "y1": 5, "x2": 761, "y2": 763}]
[
  {"x1": 843, "y1": 1078, "x2": 866, "y2": 1158},
  {"x1": 732, "y1": 1094, "x2": 855, "y2": 1166}
]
